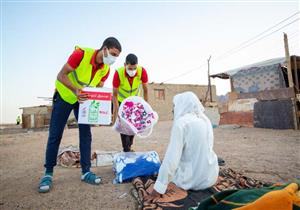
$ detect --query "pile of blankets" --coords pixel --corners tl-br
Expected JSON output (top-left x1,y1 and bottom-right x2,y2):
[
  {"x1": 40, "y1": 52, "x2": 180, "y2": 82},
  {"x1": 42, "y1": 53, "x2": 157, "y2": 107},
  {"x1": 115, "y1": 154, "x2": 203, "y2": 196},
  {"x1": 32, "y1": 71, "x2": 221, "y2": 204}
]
[
  {"x1": 57, "y1": 145, "x2": 81, "y2": 168},
  {"x1": 57, "y1": 145, "x2": 98, "y2": 168},
  {"x1": 192, "y1": 182, "x2": 300, "y2": 210},
  {"x1": 131, "y1": 167, "x2": 300, "y2": 210},
  {"x1": 211, "y1": 167, "x2": 270, "y2": 192}
]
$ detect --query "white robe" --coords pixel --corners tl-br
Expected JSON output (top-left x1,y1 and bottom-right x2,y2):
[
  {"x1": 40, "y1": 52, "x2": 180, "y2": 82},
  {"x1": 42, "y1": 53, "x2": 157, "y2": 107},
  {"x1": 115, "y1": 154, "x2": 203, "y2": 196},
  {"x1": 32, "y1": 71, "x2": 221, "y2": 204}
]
[{"x1": 154, "y1": 92, "x2": 219, "y2": 194}]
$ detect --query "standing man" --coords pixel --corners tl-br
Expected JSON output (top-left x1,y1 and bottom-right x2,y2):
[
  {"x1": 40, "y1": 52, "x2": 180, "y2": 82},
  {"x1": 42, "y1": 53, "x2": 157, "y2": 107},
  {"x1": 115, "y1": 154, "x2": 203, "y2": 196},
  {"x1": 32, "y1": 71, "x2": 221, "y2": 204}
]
[
  {"x1": 112, "y1": 54, "x2": 148, "y2": 152},
  {"x1": 16, "y1": 116, "x2": 21, "y2": 125},
  {"x1": 38, "y1": 37, "x2": 122, "y2": 193}
]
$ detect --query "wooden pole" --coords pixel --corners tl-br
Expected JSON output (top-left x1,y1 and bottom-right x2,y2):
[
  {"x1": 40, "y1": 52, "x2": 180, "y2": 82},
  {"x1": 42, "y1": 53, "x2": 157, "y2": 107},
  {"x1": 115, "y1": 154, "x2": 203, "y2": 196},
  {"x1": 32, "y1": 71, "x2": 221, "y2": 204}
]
[
  {"x1": 208, "y1": 56, "x2": 212, "y2": 102},
  {"x1": 284, "y1": 33, "x2": 294, "y2": 88},
  {"x1": 230, "y1": 77, "x2": 234, "y2": 92},
  {"x1": 284, "y1": 33, "x2": 298, "y2": 129},
  {"x1": 293, "y1": 56, "x2": 299, "y2": 91},
  {"x1": 293, "y1": 56, "x2": 300, "y2": 129}
]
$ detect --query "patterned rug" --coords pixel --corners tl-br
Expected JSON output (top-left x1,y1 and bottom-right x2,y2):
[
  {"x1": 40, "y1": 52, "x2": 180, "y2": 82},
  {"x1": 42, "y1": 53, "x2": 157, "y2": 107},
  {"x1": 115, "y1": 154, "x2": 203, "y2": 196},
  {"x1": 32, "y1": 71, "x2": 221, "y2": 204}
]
[{"x1": 131, "y1": 167, "x2": 272, "y2": 210}]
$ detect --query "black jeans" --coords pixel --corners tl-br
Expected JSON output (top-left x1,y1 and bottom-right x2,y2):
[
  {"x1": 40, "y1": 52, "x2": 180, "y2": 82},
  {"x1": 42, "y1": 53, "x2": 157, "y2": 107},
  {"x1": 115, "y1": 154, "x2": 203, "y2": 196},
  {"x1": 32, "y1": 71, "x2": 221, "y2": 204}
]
[
  {"x1": 120, "y1": 133, "x2": 134, "y2": 152},
  {"x1": 44, "y1": 92, "x2": 92, "y2": 174}
]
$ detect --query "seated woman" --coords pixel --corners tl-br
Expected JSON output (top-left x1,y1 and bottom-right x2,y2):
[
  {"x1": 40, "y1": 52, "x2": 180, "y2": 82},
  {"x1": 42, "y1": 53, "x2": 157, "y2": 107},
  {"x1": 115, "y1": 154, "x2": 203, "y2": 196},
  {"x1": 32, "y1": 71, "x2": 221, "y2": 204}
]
[{"x1": 145, "y1": 91, "x2": 219, "y2": 202}]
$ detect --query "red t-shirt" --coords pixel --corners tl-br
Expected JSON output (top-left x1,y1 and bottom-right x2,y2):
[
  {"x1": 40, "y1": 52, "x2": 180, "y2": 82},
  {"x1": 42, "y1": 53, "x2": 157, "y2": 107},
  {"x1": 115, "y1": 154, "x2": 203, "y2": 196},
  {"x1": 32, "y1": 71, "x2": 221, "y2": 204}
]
[
  {"x1": 67, "y1": 49, "x2": 110, "y2": 83},
  {"x1": 112, "y1": 67, "x2": 148, "y2": 88}
]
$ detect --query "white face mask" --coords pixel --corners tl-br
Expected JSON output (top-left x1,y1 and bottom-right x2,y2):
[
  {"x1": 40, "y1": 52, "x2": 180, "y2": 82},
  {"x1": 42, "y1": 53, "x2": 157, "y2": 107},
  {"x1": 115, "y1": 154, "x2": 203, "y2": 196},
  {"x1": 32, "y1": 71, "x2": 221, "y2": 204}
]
[
  {"x1": 103, "y1": 49, "x2": 117, "y2": 65},
  {"x1": 126, "y1": 67, "x2": 137, "y2": 77}
]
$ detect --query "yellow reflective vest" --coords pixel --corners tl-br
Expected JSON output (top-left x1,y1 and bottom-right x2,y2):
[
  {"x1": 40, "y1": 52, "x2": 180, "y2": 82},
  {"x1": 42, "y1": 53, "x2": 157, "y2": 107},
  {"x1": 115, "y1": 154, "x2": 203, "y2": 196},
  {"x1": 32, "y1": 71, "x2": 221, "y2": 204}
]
[
  {"x1": 117, "y1": 66, "x2": 142, "y2": 103},
  {"x1": 55, "y1": 46, "x2": 109, "y2": 104}
]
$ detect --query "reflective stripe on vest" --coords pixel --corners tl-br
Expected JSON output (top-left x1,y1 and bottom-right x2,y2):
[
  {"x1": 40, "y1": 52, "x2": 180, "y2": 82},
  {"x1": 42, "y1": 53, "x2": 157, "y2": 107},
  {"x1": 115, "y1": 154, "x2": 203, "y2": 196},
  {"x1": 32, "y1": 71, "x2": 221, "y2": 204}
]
[
  {"x1": 117, "y1": 66, "x2": 142, "y2": 103},
  {"x1": 55, "y1": 46, "x2": 109, "y2": 104},
  {"x1": 71, "y1": 70, "x2": 90, "y2": 86}
]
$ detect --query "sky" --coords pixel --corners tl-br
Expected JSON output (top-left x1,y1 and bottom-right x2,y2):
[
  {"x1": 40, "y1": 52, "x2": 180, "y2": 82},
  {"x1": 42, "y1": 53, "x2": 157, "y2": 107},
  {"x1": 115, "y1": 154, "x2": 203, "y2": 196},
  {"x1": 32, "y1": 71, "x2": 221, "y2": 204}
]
[{"x1": 1, "y1": 0, "x2": 299, "y2": 123}]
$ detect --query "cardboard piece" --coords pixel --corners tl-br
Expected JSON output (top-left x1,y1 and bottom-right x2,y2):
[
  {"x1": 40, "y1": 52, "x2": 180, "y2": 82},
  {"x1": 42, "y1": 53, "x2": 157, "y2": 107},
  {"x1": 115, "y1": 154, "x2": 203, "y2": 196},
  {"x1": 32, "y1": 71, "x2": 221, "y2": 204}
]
[
  {"x1": 78, "y1": 87, "x2": 112, "y2": 125},
  {"x1": 228, "y1": 98, "x2": 258, "y2": 112},
  {"x1": 91, "y1": 151, "x2": 119, "y2": 167}
]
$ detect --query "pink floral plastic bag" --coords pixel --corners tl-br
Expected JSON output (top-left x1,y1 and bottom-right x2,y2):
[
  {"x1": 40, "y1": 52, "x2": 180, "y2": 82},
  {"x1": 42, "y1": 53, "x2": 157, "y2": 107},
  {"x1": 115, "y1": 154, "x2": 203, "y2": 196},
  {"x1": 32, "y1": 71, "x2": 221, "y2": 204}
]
[{"x1": 113, "y1": 96, "x2": 158, "y2": 138}]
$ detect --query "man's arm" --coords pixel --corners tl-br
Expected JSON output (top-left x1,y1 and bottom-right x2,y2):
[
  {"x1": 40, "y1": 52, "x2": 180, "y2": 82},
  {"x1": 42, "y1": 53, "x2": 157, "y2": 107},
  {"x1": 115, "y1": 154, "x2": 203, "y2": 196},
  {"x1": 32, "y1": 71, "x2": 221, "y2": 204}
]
[
  {"x1": 112, "y1": 88, "x2": 119, "y2": 124},
  {"x1": 142, "y1": 83, "x2": 148, "y2": 102},
  {"x1": 145, "y1": 122, "x2": 184, "y2": 202},
  {"x1": 154, "y1": 122, "x2": 184, "y2": 194},
  {"x1": 57, "y1": 63, "x2": 88, "y2": 102},
  {"x1": 57, "y1": 63, "x2": 78, "y2": 92}
]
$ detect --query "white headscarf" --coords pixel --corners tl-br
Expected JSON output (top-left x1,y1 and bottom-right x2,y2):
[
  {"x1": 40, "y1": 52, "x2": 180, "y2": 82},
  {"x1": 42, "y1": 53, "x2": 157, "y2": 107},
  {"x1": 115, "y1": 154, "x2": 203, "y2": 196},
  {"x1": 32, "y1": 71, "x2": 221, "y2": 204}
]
[
  {"x1": 173, "y1": 91, "x2": 214, "y2": 150},
  {"x1": 173, "y1": 91, "x2": 205, "y2": 120}
]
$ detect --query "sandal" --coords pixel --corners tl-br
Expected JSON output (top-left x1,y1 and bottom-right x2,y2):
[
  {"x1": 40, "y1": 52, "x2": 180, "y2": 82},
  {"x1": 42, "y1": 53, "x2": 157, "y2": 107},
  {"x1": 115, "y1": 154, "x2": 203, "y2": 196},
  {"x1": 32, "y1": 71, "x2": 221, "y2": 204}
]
[
  {"x1": 81, "y1": 172, "x2": 102, "y2": 185},
  {"x1": 38, "y1": 175, "x2": 53, "y2": 193},
  {"x1": 218, "y1": 157, "x2": 226, "y2": 166}
]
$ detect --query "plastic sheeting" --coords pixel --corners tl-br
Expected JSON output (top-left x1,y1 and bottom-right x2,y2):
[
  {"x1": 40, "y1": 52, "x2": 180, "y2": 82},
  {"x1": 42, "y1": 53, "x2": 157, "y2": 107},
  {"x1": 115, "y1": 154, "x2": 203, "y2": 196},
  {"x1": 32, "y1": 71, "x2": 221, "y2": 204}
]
[
  {"x1": 113, "y1": 96, "x2": 158, "y2": 138},
  {"x1": 113, "y1": 151, "x2": 161, "y2": 183}
]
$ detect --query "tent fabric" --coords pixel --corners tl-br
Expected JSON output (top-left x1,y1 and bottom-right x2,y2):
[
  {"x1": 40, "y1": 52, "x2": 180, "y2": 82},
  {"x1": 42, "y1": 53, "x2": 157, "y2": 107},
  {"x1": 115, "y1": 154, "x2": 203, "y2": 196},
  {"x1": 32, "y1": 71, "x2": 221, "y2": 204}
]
[
  {"x1": 232, "y1": 63, "x2": 287, "y2": 93},
  {"x1": 211, "y1": 57, "x2": 286, "y2": 78}
]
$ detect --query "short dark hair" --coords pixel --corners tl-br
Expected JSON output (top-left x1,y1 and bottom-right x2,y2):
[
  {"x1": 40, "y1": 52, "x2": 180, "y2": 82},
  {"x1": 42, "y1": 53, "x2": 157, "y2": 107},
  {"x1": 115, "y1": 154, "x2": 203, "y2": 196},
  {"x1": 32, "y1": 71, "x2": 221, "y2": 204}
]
[
  {"x1": 100, "y1": 37, "x2": 122, "y2": 52},
  {"x1": 126, "y1": 54, "x2": 138, "y2": 65}
]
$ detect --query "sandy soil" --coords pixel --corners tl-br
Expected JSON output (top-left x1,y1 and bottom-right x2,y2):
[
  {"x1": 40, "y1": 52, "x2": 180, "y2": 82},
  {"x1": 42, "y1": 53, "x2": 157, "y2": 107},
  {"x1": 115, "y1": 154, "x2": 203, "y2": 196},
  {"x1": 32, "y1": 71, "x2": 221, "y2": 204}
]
[{"x1": 0, "y1": 121, "x2": 299, "y2": 210}]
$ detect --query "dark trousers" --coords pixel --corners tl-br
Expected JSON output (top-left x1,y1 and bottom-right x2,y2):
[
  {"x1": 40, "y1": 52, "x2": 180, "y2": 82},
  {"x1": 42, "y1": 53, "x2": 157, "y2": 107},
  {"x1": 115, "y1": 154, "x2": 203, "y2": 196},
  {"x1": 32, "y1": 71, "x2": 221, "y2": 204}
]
[
  {"x1": 120, "y1": 133, "x2": 134, "y2": 152},
  {"x1": 118, "y1": 101, "x2": 134, "y2": 152},
  {"x1": 44, "y1": 92, "x2": 92, "y2": 174}
]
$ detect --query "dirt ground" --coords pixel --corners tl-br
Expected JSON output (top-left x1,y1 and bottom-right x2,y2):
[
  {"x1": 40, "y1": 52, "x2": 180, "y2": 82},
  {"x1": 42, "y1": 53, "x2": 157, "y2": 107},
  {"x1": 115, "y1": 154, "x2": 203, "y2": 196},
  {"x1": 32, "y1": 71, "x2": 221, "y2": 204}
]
[{"x1": 0, "y1": 121, "x2": 299, "y2": 210}]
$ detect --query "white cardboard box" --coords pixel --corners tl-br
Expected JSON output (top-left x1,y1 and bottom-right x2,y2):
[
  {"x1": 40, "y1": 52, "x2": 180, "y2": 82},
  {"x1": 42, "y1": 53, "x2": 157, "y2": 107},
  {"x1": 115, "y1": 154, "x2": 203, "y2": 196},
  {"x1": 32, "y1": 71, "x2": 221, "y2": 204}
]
[{"x1": 78, "y1": 87, "x2": 112, "y2": 125}]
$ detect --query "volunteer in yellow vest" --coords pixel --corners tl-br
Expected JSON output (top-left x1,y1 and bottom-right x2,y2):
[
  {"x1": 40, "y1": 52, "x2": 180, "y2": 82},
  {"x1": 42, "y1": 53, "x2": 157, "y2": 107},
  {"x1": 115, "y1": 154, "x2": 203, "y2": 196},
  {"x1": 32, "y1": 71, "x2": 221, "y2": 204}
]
[
  {"x1": 112, "y1": 54, "x2": 148, "y2": 152},
  {"x1": 38, "y1": 37, "x2": 122, "y2": 193},
  {"x1": 16, "y1": 116, "x2": 21, "y2": 125}
]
